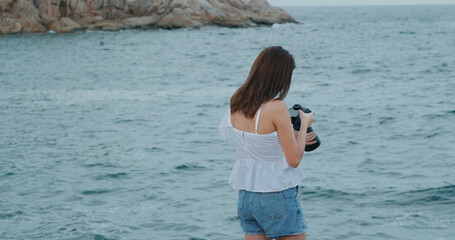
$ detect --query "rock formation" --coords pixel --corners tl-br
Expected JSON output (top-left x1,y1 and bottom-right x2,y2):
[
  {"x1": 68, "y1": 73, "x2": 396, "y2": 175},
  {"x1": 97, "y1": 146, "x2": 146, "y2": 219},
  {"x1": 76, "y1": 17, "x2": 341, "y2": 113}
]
[{"x1": 0, "y1": 0, "x2": 296, "y2": 34}]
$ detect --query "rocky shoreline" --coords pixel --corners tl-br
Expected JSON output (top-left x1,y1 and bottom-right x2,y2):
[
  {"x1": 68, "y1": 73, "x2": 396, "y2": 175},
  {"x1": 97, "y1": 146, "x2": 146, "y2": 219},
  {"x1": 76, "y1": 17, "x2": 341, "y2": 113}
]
[{"x1": 0, "y1": 0, "x2": 296, "y2": 34}]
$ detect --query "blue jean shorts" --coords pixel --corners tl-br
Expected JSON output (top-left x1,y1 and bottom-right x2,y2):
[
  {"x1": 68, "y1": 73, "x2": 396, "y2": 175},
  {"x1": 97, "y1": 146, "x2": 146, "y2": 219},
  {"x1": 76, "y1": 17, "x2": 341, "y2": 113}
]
[{"x1": 237, "y1": 186, "x2": 307, "y2": 239}]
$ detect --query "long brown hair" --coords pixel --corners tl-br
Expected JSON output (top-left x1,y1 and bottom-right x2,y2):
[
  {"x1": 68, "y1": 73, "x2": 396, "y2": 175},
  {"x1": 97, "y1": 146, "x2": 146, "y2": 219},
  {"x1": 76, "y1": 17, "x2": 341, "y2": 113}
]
[{"x1": 230, "y1": 46, "x2": 295, "y2": 118}]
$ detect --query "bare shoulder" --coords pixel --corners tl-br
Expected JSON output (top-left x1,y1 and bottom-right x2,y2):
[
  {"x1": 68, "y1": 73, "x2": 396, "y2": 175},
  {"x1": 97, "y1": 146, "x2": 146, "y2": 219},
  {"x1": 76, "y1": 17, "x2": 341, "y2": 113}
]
[
  {"x1": 265, "y1": 99, "x2": 292, "y2": 131},
  {"x1": 265, "y1": 99, "x2": 290, "y2": 128},
  {"x1": 266, "y1": 99, "x2": 288, "y2": 113}
]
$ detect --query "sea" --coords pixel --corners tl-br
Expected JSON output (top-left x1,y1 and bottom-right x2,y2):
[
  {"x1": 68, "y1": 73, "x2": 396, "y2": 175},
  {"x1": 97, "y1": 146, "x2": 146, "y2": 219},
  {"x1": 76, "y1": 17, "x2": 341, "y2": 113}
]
[{"x1": 0, "y1": 4, "x2": 454, "y2": 240}]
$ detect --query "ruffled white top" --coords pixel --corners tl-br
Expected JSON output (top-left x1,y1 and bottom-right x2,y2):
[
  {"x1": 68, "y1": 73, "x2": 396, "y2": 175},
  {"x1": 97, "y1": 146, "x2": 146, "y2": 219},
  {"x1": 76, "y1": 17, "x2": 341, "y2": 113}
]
[{"x1": 218, "y1": 103, "x2": 305, "y2": 192}]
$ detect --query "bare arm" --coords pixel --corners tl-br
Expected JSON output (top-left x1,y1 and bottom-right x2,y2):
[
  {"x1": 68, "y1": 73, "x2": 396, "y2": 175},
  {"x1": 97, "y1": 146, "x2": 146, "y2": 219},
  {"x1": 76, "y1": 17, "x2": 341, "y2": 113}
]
[{"x1": 272, "y1": 100, "x2": 314, "y2": 168}]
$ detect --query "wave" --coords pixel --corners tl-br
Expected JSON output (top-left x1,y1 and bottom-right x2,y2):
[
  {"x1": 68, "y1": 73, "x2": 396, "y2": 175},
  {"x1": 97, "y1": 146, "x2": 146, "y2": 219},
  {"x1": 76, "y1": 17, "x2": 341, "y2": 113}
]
[
  {"x1": 378, "y1": 116, "x2": 395, "y2": 125},
  {"x1": 351, "y1": 68, "x2": 372, "y2": 74},
  {"x1": 175, "y1": 164, "x2": 206, "y2": 171},
  {"x1": 94, "y1": 234, "x2": 115, "y2": 240},
  {"x1": 300, "y1": 185, "x2": 455, "y2": 207},
  {"x1": 0, "y1": 172, "x2": 15, "y2": 179},
  {"x1": 399, "y1": 30, "x2": 416, "y2": 34},
  {"x1": 299, "y1": 186, "x2": 367, "y2": 201},
  {"x1": 80, "y1": 189, "x2": 112, "y2": 195},
  {"x1": 380, "y1": 185, "x2": 455, "y2": 206},
  {"x1": 144, "y1": 147, "x2": 164, "y2": 152},
  {"x1": 423, "y1": 110, "x2": 455, "y2": 119},
  {"x1": 0, "y1": 210, "x2": 24, "y2": 219},
  {"x1": 82, "y1": 162, "x2": 119, "y2": 168},
  {"x1": 94, "y1": 172, "x2": 129, "y2": 180}
]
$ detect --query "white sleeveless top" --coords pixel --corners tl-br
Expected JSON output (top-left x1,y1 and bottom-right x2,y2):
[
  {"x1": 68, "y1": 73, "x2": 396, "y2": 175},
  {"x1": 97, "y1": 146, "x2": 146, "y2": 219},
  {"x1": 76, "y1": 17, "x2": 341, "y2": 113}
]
[{"x1": 218, "y1": 103, "x2": 305, "y2": 192}]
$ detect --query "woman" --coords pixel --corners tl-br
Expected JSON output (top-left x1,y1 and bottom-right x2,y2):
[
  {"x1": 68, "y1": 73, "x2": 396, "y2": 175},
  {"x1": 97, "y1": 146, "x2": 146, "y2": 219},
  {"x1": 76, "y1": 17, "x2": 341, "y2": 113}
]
[{"x1": 218, "y1": 46, "x2": 316, "y2": 240}]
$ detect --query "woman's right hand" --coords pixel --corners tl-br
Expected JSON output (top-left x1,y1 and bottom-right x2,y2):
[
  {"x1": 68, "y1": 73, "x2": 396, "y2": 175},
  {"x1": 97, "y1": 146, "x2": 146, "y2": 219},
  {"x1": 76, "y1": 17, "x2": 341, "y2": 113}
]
[{"x1": 298, "y1": 110, "x2": 315, "y2": 129}]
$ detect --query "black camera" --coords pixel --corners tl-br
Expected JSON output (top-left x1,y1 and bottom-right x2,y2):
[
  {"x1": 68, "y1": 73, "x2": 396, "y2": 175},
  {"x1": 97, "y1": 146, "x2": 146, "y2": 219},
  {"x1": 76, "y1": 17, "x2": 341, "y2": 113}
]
[{"x1": 288, "y1": 104, "x2": 321, "y2": 152}]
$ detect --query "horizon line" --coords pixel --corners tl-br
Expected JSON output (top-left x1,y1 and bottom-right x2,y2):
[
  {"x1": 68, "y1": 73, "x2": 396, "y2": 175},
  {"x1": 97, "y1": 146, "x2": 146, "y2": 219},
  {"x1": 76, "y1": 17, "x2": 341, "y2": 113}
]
[{"x1": 274, "y1": 3, "x2": 455, "y2": 7}]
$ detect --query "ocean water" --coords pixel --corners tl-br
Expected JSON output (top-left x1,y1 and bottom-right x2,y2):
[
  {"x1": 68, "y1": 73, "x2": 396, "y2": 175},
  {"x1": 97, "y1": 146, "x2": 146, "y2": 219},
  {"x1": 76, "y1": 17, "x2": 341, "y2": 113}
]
[{"x1": 1, "y1": 5, "x2": 455, "y2": 240}]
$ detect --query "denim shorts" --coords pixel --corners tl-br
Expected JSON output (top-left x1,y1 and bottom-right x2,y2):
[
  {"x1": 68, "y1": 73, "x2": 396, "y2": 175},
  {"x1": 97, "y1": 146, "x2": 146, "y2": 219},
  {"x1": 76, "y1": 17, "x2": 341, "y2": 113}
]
[{"x1": 237, "y1": 186, "x2": 307, "y2": 239}]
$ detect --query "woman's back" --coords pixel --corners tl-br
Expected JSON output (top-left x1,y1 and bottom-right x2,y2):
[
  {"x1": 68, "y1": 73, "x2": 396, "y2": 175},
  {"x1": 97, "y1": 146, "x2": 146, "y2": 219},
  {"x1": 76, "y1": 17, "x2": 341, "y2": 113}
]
[
  {"x1": 230, "y1": 101, "x2": 283, "y2": 165},
  {"x1": 219, "y1": 100, "x2": 306, "y2": 192},
  {"x1": 230, "y1": 100, "x2": 277, "y2": 135}
]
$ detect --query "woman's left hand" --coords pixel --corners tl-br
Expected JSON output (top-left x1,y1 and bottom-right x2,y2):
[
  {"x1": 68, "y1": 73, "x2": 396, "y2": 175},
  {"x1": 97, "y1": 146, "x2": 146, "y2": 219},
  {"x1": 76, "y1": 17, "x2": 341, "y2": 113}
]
[
  {"x1": 305, "y1": 132, "x2": 317, "y2": 145},
  {"x1": 293, "y1": 130, "x2": 317, "y2": 145}
]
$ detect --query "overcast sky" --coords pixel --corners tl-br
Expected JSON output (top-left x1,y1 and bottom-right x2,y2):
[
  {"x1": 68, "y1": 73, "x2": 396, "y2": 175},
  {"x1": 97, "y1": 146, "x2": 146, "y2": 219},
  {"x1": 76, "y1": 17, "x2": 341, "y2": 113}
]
[{"x1": 268, "y1": 0, "x2": 455, "y2": 6}]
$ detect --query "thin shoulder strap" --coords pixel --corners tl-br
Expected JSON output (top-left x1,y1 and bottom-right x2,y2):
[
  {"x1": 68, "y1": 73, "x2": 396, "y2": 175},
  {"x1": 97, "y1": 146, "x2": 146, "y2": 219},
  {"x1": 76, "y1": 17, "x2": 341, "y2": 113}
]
[{"x1": 255, "y1": 103, "x2": 264, "y2": 134}]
